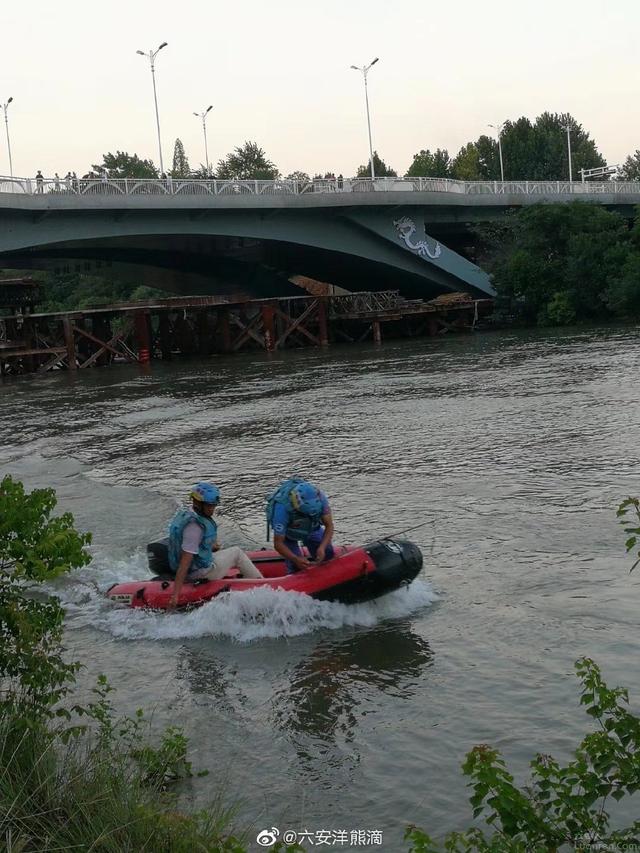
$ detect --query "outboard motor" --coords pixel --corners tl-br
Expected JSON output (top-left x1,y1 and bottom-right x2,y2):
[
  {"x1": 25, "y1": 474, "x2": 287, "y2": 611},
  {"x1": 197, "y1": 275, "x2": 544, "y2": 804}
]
[{"x1": 147, "y1": 538, "x2": 172, "y2": 577}]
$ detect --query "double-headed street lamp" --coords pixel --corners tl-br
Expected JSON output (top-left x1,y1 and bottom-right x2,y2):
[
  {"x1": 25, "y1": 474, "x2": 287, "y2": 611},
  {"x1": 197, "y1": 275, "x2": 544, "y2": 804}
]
[
  {"x1": 350, "y1": 57, "x2": 379, "y2": 179},
  {"x1": 136, "y1": 42, "x2": 168, "y2": 175},
  {"x1": 2, "y1": 96, "x2": 13, "y2": 177},
  {"x1": 488, "y1": 122, "x2": 505, "y2": 182},
  {"x1": 193, "y1": 105, "x2": 213, "y2": 176}
]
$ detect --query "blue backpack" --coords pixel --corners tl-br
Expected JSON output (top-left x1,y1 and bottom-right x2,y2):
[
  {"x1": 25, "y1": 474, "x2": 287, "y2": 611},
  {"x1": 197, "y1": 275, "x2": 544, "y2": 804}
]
[{"x1": 265, "y1": 477, "x2": 307, "y2": 539}]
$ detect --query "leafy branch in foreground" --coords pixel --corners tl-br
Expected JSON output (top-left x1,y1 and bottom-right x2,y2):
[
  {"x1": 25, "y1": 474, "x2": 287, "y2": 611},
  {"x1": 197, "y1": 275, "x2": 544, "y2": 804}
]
[
  {"x1": 406, "y1": 657, "x2": 640, "y2": 851},
  {"x1": 617, "y1": 497, "x2": 640, "y2": 572},
  {"x1": 0, "y1": 475, "x2": 92, "y2": 718},
  {"x1": 406, "y1": 499, "x2": 640, "y2": 852}
]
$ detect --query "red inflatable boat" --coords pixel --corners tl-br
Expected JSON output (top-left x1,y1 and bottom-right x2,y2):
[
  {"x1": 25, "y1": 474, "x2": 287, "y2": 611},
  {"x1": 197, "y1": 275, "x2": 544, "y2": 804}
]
[{"x1": 106, "y1": 538, "x2": 423, "y2": 610}]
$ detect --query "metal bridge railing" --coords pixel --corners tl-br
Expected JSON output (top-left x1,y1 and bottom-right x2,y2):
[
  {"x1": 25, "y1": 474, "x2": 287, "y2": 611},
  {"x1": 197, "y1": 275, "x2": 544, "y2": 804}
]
[{"x1": 1, "y1": 175, "x2": 640, "y2": 197}]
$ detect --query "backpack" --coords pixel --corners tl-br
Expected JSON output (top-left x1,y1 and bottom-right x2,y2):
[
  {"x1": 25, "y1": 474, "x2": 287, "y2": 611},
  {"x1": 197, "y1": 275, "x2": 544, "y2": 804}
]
[{"x1": 265, "y1": 477, "x2": 307, "y2": 539}]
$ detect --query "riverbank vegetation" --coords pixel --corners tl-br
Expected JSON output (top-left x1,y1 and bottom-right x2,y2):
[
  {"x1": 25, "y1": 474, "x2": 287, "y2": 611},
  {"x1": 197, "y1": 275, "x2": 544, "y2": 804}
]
[
  {"x1": 0, "y1": 476, "x2": 245, "y2": 851},
  {"x1": 477, "y1": 202, "x2": 640, "y2": 326}
]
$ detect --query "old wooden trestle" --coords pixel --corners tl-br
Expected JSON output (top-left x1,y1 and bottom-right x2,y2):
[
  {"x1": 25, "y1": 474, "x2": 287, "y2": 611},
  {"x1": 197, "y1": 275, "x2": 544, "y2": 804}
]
[{"x1": 0, "y1": 290, "x2": 492, "y2": 377}]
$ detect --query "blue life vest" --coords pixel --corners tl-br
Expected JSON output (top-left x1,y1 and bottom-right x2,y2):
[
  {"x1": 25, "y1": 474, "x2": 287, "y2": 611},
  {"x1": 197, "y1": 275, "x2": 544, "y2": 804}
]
[
  {"x1": 266, "y1": 478, "x2": 323, "y2": 542},
  {"x1": 167, "y1": 508, "x2": 217, "y2": 575}
]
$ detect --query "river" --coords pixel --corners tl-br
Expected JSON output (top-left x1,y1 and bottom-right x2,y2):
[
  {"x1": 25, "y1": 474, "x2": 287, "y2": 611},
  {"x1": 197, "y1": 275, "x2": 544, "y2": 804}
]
[{"x1": 2, "y1": 325, "x2": 639, "y2": 850}]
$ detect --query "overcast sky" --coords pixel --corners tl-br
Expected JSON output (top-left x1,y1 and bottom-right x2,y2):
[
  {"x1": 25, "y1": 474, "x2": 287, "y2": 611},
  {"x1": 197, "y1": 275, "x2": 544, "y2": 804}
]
[{"x1": 1, "y1": 0, "x2": 638, "y2": 178}]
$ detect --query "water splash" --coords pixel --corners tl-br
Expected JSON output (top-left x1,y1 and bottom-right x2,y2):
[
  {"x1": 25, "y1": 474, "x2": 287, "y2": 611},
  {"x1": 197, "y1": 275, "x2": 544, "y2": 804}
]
[{"x1": 52, "y1": 552, "x2": 438, "y2": 644}]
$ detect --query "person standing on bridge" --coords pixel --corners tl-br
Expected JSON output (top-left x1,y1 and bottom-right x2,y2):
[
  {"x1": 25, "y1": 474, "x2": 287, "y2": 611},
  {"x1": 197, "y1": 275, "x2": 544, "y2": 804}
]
[
  {"x1": 167, "y1": 482, "x2": 263, "y2": 609},
  {"x1": 35, "y1": 170, "x2": 44, "y2": 193},
  {"x1": 266, "y1": 478, "x2": 335, "y2": 573}
]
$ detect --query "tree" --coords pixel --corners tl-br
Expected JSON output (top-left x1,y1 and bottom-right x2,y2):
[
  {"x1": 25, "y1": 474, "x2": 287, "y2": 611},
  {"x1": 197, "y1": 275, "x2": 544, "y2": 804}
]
[
  {"x1": 405, "y1": 148, "x2": 451, "y2": 178},
  {"x1": 619, "y1": 150, "x2": 640, "y2": 181},
  {"x1": 356, "y1": 151, "x2": 397, "y2": 178},
  {"x1": 480, "y1": 202, "x2": 637, "y2": 325},
  {"x1": 216, "y1": 141, "x2": 279, "y2": 180},
  {"x1": 0, "y1": 476, "x2": 91, "y2": 718},
  {"x1": 286, "y1": 170, "x2": 311, "y2": 185},
  {"x1": 91, "y1": 151, "x2": 158, "y2": 178},
  {"x1": 450, "y1": 142, "x2": 483, "y2": 180},
  {"x1": 450, "y1": 113, "x2": 606, "y2": 182},
  {"x1": 171, "y1": 138, "x2": 190, "y2": 178},
  {"x1": 450, "y1": 136, "x2": 499, "y2": 180}
]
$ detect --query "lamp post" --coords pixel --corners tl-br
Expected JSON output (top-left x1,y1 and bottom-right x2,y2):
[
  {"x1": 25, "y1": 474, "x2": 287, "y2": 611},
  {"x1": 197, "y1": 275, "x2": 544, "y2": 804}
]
[
  {"x1": 2, "y1": 96, "x2": 13, "y2": 177},
  {"x1": 193, "y1": 105, "x2": 213, "y2": 176},
  {"x1": 563, "y1": 123, "x2": 573, "y2": 182},
  {"x1": 350, "y1": 57, "x2": 379, "y2": 179},
  {"x1": 488, "y1": 122, "x2": 505, "y2": 182},
  {"x1": 136, "y1": 42, "x2": 168, "y2": 175}
]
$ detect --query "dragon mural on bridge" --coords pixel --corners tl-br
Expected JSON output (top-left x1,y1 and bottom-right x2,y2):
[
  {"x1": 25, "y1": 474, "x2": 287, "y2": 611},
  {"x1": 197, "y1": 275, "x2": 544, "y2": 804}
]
[{"x1": 393, "y1": 216, "x2": 442, "y2": 260}]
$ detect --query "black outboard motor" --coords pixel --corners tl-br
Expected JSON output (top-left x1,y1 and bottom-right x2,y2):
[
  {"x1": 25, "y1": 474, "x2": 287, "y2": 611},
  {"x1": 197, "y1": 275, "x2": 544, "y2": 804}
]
[{"x1": 147, "y1": 538, "x2": 172, "y2": 577}]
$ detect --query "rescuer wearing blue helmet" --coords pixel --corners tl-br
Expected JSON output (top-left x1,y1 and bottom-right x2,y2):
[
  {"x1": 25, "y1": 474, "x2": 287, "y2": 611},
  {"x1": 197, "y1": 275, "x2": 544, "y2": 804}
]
[
  {"x1": 266, "y1": 478, "x2": 335, "y2": 573},
  {"x1": 168, "y1": 482, "x2": 263, "y2": 608}
]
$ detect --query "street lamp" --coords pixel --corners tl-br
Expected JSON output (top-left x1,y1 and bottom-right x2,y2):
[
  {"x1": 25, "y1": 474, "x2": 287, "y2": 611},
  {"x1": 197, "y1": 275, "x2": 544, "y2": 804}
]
[
  {"x1": 193, "y1": 105, "x2": 213, "y2": 176},
  {"x1": 2, "y1": 96, "x2": 13, "y2": 177},
  {"x1": 350, "y1": 57, "x2": 379, "y2": 180},
  {"x1": 488, "y1": 122, "x2": 505, "y2": 182},
  {"x1": 136, "y1": 42, "x2": 168, "y2": 175},
  {"x1": 562, "y1": 123, "x2": 573, "y2": 182}
]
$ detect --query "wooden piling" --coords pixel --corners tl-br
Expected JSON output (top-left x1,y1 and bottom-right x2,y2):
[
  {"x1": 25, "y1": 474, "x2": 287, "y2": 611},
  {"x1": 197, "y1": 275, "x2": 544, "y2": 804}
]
[
  {"x1": 317, "y1": 296, "x2": 329, "y2": 347},
  {"x1": 133, "y1": 311, "x2": 151, "y2": 363},
  {"x1": 261, "y1": 303, "x2": 276, "y2": 351},
  {"x1": 62, "y1": 318, "x2": 77, "y2": 370},
  {"x1": 158, "y1": 313, "x2": 172, "y2": 359}
]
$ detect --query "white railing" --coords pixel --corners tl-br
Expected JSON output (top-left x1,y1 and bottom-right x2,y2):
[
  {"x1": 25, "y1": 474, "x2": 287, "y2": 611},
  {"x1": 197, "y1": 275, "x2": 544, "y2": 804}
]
[{"x1": 1, "y1": 175, "x2": 639, "y2": 198}]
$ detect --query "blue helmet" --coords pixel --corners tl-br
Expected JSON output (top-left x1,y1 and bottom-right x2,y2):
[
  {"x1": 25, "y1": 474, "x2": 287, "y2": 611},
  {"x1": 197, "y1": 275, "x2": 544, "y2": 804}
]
[
  {"x1": 289, "y1": 481, "x2": 323, "y2": 517},
  {"x1": 190, "y1": 482, "x2": 220, "y2": 505}
]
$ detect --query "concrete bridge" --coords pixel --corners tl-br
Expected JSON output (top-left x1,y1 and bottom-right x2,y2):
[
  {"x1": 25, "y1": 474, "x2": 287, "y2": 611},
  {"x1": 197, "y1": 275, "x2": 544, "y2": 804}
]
[{"x1": 1, "y1": 175, "x2": 639, "y2": 300}]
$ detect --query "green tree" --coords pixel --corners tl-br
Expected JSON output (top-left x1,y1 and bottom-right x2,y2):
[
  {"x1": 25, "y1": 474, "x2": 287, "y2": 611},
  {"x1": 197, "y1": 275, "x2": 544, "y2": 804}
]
[
  {"x1": 405, "y1": 148, "x2": 451, "y2": 178},
  {"x1": 91, "y1": 151, "x2": 158, "y2": 178},
  {"x1": 451, "y1": 113, "x2": 605, "y2": 182},
  {"x1": 451, "y1": 136, "x2": 499, "y2": 180},
  {"x1": 286, "y1": 170, "x2": 311, "y2": 184},
  {"x1": 619, "y1": 150, "x2": 640, "y2": 181},
  {"x1": 356, "y1": 151, "x2": 397, "y2": 178},
  {"x1": 451, "y1": 142, "x2": 483, "y2": 180},
  {"x1": 499, "y1": 112, "x2": 606, "y2": 181},
  {"x1": 0, "y1": 476, "x2": 91, "y2": 718},
  {"x1": 480, "y1": 202, "x2": 637, "y2": 324},
  {"x1": 216, "y1": 141, "x2": 279, "y2": 180},
  {"x1": 33, "y1": 271, "x2": 165, "y2": 313},
  {"x1": 171, "y1": 138, "x2": 191, "y2": 178}
]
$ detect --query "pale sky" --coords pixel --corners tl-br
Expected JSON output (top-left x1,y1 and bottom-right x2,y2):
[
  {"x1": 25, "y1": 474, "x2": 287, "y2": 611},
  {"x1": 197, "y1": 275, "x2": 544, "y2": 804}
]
[{"x1": 1, "y1": 0, "x2": 638, "y2": 178}]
